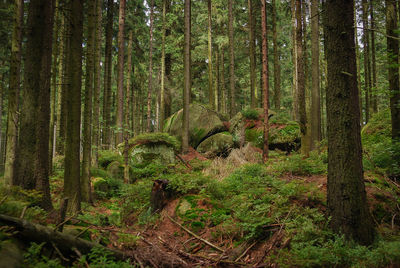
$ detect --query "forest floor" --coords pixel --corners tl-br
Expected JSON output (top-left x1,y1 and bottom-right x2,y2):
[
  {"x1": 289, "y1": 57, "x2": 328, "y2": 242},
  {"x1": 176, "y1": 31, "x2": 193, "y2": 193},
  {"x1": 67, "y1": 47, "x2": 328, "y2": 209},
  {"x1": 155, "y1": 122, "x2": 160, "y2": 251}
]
[{"x1": 1, "y1": 144, "x2": 400, "y2": 267}]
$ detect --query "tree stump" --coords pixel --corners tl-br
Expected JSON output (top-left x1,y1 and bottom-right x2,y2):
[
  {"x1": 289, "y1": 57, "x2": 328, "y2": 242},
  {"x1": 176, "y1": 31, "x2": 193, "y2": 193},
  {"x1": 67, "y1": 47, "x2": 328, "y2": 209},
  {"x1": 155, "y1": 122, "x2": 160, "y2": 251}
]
[{"x1": 150, "y1": 179, "x2": 172, "y2": 212}]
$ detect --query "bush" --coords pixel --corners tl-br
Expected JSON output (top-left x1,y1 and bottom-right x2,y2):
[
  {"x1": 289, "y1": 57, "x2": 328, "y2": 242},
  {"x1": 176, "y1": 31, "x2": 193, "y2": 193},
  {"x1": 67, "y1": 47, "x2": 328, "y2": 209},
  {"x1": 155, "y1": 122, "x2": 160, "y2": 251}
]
[
  {"x1": 98, "y1": 150, "x2": 123, "y2": 169},
  {"x1": 242, "y1": 108, "x2": 260, "y2": 120},
  {"x1": 270, "y1": 152, "x2": 327, "y2": 176}
]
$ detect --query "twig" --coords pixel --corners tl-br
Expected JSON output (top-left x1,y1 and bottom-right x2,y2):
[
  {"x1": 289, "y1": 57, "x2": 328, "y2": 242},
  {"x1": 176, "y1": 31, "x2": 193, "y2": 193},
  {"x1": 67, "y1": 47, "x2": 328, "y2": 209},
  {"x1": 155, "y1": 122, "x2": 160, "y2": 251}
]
[
  {"x1": 75, "y1": 226, "x2": 91, "y2": 239},
  {"x1": 133, "y1": 254, "x2": 144, "y2": 268},
  {"x1": 51, "y1": 242, "x2": 70, "y2": 262},
  {"x1": 166, "y1": 214, "x2": 224, "y2": 252},
  {"x1": 20, "y1": 206, "x2": 28, "y2": 219},
  {"x1": 235, "y1": 241, "x2": 257, "y2": 262},
  {"x1": 72, "y1": 247, "x2": 90, "y2": 268},
  {"x1": 53, "y1": 214, "x2": 75, "y2": 232},
  {"x1": 187, "y1": 252, "x2": 249, "y2": 266},
  {"x1": 175, "y1": 154, "x2": 192, "y2": 170},
  {"x1": 392, "y1": 213, "x2": 397, "y2": 230},
  {"x1": 0, "y1": 195, "x2": 8, "y2": 206}
]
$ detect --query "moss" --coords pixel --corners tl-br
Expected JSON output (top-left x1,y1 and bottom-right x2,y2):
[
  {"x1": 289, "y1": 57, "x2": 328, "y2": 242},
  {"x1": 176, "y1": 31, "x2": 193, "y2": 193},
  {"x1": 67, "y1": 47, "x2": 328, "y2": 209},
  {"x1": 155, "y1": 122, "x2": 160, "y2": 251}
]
[
  {"x1": 121, "y1": 132, "x2": 180, "y2": 153},
  {"x1": 106, "y1": 161, "x2": 124, "y2": 180},
  {"x1": 98, "y1": 150, "x2": 123, "y2": 169},
  {"x1": 197, "y1": 133, "x2": 234, "y2": 157}
]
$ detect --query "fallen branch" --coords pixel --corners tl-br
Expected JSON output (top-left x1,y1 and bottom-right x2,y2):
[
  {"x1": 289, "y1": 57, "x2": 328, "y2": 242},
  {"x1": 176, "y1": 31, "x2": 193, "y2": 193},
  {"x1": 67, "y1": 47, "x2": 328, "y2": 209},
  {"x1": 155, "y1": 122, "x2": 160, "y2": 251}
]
[
  {"x1": 166, "y1": 214, "x2": 224, "y2": 252},
  {"x1": 235, "y1": 241, "x2": 257, "y2": 262},
  {"x1": 175, "y1": 154, "x2": 192, "y2": 170}
]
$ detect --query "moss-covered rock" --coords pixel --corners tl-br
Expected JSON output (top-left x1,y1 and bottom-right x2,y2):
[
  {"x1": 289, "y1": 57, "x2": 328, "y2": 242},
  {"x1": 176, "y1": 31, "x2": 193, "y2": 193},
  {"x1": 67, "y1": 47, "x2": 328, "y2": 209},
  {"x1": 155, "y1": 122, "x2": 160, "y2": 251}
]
[
  {"x1": 118, "y1": 132, "x2": 180, "y2": 153},
  {"x1": 98, "y1": 150, "x2": 123, "y2": 169},
  {"x1": 164, "y1": 103, "x2": 227, "y2": 148},
  {"x1": 131, "y1": 144, "x2": 176, "y2": 165},
  {"x1": 197, "y1": 132, "x2": 234, "y2": 158},
  {"x1": 106, "y1": 161, "x2": 123, "y2": 179}
]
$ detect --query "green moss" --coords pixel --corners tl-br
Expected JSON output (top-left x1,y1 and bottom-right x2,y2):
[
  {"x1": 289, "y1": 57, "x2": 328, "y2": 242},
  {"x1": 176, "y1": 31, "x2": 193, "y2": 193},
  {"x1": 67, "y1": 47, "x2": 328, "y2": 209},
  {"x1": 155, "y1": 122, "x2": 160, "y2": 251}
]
[
  {"x1": 242, "y1": 108, "x2": 260, "y2": 120},
  {"x1": 98, "y1": 150, "x2": 123, "y2": 169},
  {"x1": 122, "y1": 132, "x2": 181, "y2": 152}
]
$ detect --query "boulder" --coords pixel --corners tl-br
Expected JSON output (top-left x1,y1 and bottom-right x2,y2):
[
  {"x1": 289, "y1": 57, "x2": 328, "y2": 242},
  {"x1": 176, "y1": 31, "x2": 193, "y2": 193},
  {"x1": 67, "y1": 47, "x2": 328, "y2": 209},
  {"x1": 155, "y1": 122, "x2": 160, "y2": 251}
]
[
  {"x1": 197, "y1": 132, "x2": 234, "y2": 158},
  {"x1": 106, "y1": 160, "x2": 123, "y2": 179},
  {"x1": 131, "y1": 144, "x2": 176, "y2": 165},
  {"x1": 164, "y1": 104, "x2": 227, "y2": 148}
]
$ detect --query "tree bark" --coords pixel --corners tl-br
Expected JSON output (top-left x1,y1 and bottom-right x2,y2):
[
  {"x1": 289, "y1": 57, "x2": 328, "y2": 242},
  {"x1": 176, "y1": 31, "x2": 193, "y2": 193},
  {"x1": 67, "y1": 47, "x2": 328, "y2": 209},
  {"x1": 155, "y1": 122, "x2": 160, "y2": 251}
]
[
  {"x1": 81, "y1": 0, "x2": 96, "y2": 203},
  {"x1": 220, "y1": 47, "x2": 226, "y2": 115},
  {"x1": 370, "y1": 0, "x2": 377, "y2": 113},
  {"x1": 116, "y1": 0, "x2": 126, "y2": 144},
  {"x1": 362, "y1": 0, "x2": 370, "y2": 124},
  {"x1": 124, "y1": 30, "x2": 133, "y2": 184},
  {"x1": 160, "y1": 0, "x2": 166, "y2": 131},
  {"x1": 4, "y1": 0, "x2": 23, "y2": 186},
  {"x1": 182, "y1": 0, "x2": 191, "y2": 153},
  {"x1": 228, "y1": 0, "x2": 235, "y2": 118},
  {"x1": 249, "y1": 0, "x2": 256, "y2": 109},
  {"x1": 386, "y1": 0, "x2": 400, "y2": 140},
  {"x1": 272, "y1": 0, "x2": 281, "y2": 110},
  {"x1": 291, "y1": 0, "x2": 298, "y2": 121},
  {"x1": 147, "y1": 0, "x2": 155, "y2": 132},
  {"x1": 261, "y1": 0, "x2": 269, "y2": 163},
  {"x1": 208, "y1": 0, "x2": 214, "y2": 110},
  {"x1": 64, "y1": 0, "x2": 83, "y2": 214},
  {"x1": 310, "y1": 0, "x2": 321, "y2": 151},
  {"x1": 324, "y1": 0, "x2": 375, "y2": 245},
  {"x1": 355, "y1": 3, "x2": 363, "y2": 126}
]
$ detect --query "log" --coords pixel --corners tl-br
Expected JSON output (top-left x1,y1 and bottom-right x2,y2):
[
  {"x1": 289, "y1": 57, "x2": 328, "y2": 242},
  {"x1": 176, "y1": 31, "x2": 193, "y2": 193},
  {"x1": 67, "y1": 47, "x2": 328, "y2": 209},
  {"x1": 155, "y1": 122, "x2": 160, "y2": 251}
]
[{"x1": 0, "y1": 214, "x2": 127, "y2": 261}]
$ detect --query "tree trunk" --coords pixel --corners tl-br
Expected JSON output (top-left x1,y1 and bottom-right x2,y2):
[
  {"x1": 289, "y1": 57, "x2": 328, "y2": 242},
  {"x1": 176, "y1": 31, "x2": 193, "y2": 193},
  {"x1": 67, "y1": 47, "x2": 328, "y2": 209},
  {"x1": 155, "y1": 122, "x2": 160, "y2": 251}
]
[
  {"x1": 228, "y1": 0, "x2": 235, "y2": 118},
  {"x1": 310, "y1": 0, "x2": 321, "y2": 151},
  {"x1": 4, "y1": 0, "x2": 23, "y2": 186},
  {"x1": 17, "y1": 0, "x2": 55, "y2": 210},
  {"x1": 81, "y1": 0, "x2": 96, "y2": 203},
  {"x1": 92, "y1": 0, "x2": 102, "y2": 167},
  {"x1": 220, "y1": 48, "x2": 226, "y2": 115},
  {"x1": 160, "y1": 0, "x2": 166, "y2": 131},
  {"x1": 296, "y1": 0, "x2": 308, "y2": 157},
  {"x1": 324, "y1": 0, "x2": 375, "y2": 245},
  {"x1": 272, "y1": 0, "x2": 280, "y2": 110},
  {"x1": 147, "y1": 0, "x2": 155, "y2": 132},
  {"x1": 386, "y1": 0, "x2": 400, "y2": 140},
  {"x1": 116, "y1": 0, "x2": 126, "y2": 145},
  {"x1": 355, "y1": 3, "x2": 363, "y2": 126},
  {"x1": 56, "y1": 10, "x2": 66, "y2": 155},
  {"x1": 64, "y1": 0, "x2": 83, "y2": 214},
  {"x1": 102, "y1": 0, "x2": 114, "y2": 149},
  {"x1": 261, "y1": 0, "x2": 269, "y2": 163},
  {"x1": 124, "y1": 30, "x2": 133, "y2": 184},
  {"x1": 249, "y1": 0, "x2": 256, "y2": 109},
  {"x1": 164, "y1": 0, "x2": 172, "y2": 120},
  {"x1": 216, "y1": 46, "x2": 221, "y2": 112},
  {"x1": 370, "y1": 0, "x2": 377, "y2": 113},
  {"x1": 291, "y1": 0, "x2": 298, "y2": 121},
  {"x1": 362, "y1": 0, "x2": 370, "y2": 124},
  {"x1": 182, "y1": 0, "x2": 191, "y2": 153},
  {"x1": 208, "y1": 0, "x2": 214, "y2": 110}
]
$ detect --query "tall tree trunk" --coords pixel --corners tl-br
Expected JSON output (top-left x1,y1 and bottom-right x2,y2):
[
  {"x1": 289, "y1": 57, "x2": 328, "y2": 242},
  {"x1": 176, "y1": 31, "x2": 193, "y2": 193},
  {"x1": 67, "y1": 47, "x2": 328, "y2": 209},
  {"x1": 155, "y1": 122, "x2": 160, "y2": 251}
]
[
  {"x1": 64, "y1": 0, "x2": 83, "y2": 214},
  {"x1": 160, "y1": 0, "x2": 166, "y2": 131},
  {"x1": 17, "y1": 0, "x2": 55, "y2": 210},
  {"x1": 272, "y1": 0, "x2": 280, "y2": 110},
  {"x1": 116, "y1": 0, "x2": 126, "y2": 145},
  {"x1": 386, "y1": 0, "x2": 400, "y2": 140},
  {"x1": 355, "y1": 3, "x2": 363, "y2": 126},
  {"x1": 248, "y1": 0, "x2": 256, "y2": 109},
  {"x1": 164, "y1": 0, "x2": 172, "y2": 120},
  {"x1": 261, "y1": 0, "x2": 269, "y2": 163},
  {"x1": 49, "y1": 0, "x2": 60, "y2": 175},
  {"x1": 56, "y1": 11, "x2": 66, "y2": 155},
  {"x1": 220, "y1": 47, "x2": 226, "y2": 115},
  {"x1": 216, "y1": 46, "x2": 221, "y2": 112},
  {"x1": 310, "y1": 0, "x2": 321, "y2": 151},
  {"x1": 103, "y1": 0, "x2": 113, "y2": 149},
  {"x1": 92, "y1": 0, "x2": 102, "y2": 167},
  {"x1": 4, "y1": 0, "x2": 23, "y2": 185},
  {"x1": 182, "y1": 0, "x2": 191, "y2": 153},
  {"x1": 124, "y1": 30, "x2": 133, "y2": 184},
  {"x1": 208, "y1": 0, "x2": 214, "y2": 110},
  {"x1": 296, "y1": 0, "x2": 308, "y2": 157},
  {"x1": 81, "y1": 0, "x2": 96, "y2": 203},
  {"x1": 324, "y1": 0, "x2": 375, "y2": 246},
  {"x1": 0, "y1": 74, "x2": 3, "y2": 173},
  {"x1": 147, "y1": 0, "x2": 155, "y2": 132},
  {"x1": 362, "y1": 0, "x2": 370, "y2": 124},
  {"x1": 228, "y1": 0, "x2": 235, "y2": 118},
  {"x1": 291, "y1": 0, "x2": 298, "y2": 121},
  {"x1": 370, "y1": 0, "x2": 377, "y2": 113}
]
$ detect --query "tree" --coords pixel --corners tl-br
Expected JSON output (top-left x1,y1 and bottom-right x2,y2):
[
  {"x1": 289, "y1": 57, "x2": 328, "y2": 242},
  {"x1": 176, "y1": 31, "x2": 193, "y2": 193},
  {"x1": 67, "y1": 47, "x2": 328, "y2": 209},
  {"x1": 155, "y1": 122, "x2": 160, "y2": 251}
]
[
  {"x1": 208, "y1": 0, "x2": 214, "y2": 110},
  {"x1": 228, "y1": 0, "x2": 235, "y2": 117},
  {"x1": 324, "y1": 0, "x2": 375, "y2": 245},
  {"x1": 124, "y1": 30, "x2": 133, "y2": 184},
  {"x1": 362, "y1": 0, "x2": 370, "y2": 124},
  {"x1": 386, "y1": 0, "x2": 400, "y2": 140},
  {"x1": 160, "y1": 0, "x2": 167, "y2": 131},
  {"x1": 370, "y1": 0, "x2": 377, "y2": 113},
  {"x1": 116, "y1": 0, "x2": 126, "y2": 144},
  {"x1": 272, "y1": 0, "x2": 281, "y2": 110},
  {"x1": 147, "y1": 0, "x2": 154, "y2": 132},
  {"x1": 64, "y1": 0, "x2": 83, "y2": 213},
  {"x1": 16, "y1": 0, "x2": 54, "y2": 210},
  {"x1": 81, "y1": 0, "x2": 96, "y2": 203},
  {"x1": 261, "y1": 0, "x2": 269, "y2": 163},
  {"x1": 249, "y1": 0, "x2": 256, "y2": 109},
  {"x1": 291, "y1": 0, "x2": 298, "y2": 121},
  {"x1": 182, "y1": 0, "x2": 191, "y2": 153},
  {"x1": 4, "y1": 0, "x2": 23, "y2": 185},
  {"x1": 310, "y1": 0, "x2": 321, "y2": 151}
]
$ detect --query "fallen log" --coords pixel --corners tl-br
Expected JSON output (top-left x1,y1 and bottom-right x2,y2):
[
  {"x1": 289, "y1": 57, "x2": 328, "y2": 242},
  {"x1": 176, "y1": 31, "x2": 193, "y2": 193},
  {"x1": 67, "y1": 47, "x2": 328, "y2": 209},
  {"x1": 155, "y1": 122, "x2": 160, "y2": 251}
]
[{"x1": 0, "y1": 214, "x2": 128, "y2": 261}]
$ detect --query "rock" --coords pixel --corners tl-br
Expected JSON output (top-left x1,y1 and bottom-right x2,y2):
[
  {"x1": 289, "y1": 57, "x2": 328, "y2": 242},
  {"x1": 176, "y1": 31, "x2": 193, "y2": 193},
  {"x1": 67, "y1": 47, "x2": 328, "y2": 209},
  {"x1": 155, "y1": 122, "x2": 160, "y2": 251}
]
[
  {"x1": 0, "y1": 240, "x2": 23, "y2": 268},
  {"x1": 106, "y1": 161, "x2": 123, "y2": 179},
  {"x1": 164, "y1": 104, "x2": 227, "y2": 148},
  {"x1": 197, "y1": 132, "x2": 234, "y2": 158},
  {"x1": 131, "y1": 144, "x2": 176, "y2": 165}
]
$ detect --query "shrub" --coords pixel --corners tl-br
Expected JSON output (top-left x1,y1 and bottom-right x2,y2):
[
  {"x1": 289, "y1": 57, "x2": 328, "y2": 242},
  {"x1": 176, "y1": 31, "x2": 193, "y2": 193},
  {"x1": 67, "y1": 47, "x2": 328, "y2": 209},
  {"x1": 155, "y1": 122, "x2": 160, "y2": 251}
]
[
  {"x1": 98, "y1": 150, "x2": 123, "y2": 169},
  {"x1": 242, "y1": 108, "x2": 260, "y2": 120}
]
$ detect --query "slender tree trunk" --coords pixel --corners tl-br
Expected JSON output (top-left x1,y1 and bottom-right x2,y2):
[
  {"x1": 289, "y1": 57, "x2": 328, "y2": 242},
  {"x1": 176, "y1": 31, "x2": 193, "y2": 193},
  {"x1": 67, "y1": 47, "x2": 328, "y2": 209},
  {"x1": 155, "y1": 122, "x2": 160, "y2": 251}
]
[
  {"x1": 272, "y1": 0, "x2": 280, "y2": 110},
  {"x1": 160, "y1": 0, "x2": 166, "y2": 131},
  {"x1": 291, "y1": 0, "x2": 298, "y2": 121},
  {"x1": 261, "y1": 0, "x2": 269, "y2": 163},
  {"x1": 0, "y1": 74, "x2": 3, "y2": 173},
  {"x1": 164, "y1": 0, "x2": 172, "y2": 119},
  {"x1": 116, "y1": 0, "x2": 126, "y2": 145},
  {"x1": 147, "y1": 0, "x2": 155, "y2": 132},
  {"x1": 64, "y1": 0, "x2": 83, "y2": 214},
  {"x1": 17, "y1": 0, "x2": 55, "y2": 210},
  {"x1": 216, "y1": 46, "x2": 221, "y2": 112},
  {"x1": 370, "y1": 0, "x2": 377, "y2": 113},
  {"x1": 81, "y1": 0, "x2": 96, "y2": 203},
  {"x1": 386, "y1": 0, "x2": 400, "y2": 140},
  {"x1": 248, "y1": 0, "x2": 256, "y2": 109},
  {"x1": 92, "y1": 0, "x2": 102, "y2": 167},
  {"x1": 208, "y1": 0, "x2": 214, "y2": 110},
  {"x1": 310, "y1": 0, "x2": 321, "y2": 151},
  {"x1": 324, "y1": 0, "x2": 374, "y2": 246},
  {"x1": 103, "y1": 0, "x2": 113, "y2": 149},
  {"x1": 182, "y1": 0, "x2": 191, "y2": 153},
  {"x1": 49, "y1": 0, "x2": 60, "y2": 175},
  {"x1": 56, "y1": 11, "x2": 66, "y2": 155},
  {"x1": 228, "y1": 0, "x2": 235, "y2": 117},
  {"x1": 4, "y1": 0, "x2": 23, "y2": 186},
  {"x1": 296, "y1": 0, "x2": 308, "y2": 157},
  {"x1": 124, "y1": 30, "x2": 133, "y2": 184},
  {"x1": 220, "y1": 47, "x2": 226, "y2": 115},
  {"x1": 355, "y1": 3, "x2": 363, "y2": 125},
  {"x1": 362, "y1": 0, "x2": 370, "y2": 124}
]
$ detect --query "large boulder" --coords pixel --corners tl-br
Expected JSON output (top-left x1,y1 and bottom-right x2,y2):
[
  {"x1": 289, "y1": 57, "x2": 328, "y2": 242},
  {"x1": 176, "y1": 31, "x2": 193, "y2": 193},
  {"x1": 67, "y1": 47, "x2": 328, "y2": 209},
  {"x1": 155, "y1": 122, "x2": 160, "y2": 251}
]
[
  {"x1": 164, "y1": 104, "x2": 227, "y2": 148},
  {"x1": 197, "y1": 132, "x2": 234, "y2": 158}
]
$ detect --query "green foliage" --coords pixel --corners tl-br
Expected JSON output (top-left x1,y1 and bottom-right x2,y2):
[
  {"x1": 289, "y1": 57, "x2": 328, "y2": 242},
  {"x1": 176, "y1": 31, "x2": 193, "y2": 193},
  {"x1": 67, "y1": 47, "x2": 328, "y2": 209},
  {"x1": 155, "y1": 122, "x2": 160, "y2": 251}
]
[
  {"x1": 23, "y1": 242, "x2": 63, "y2": 268},
  {"x1": 130, "y1": 162, "x2": 169, "y2": 181},
  {"x1": 78, "y1": 247, "x2": 131, "y2": 268},
  {"x1": 120, "y1": 180, "x2": 154, "y2": 223},
  {"x1": 98, "y1": 150, "x2": 123, "y2": 169},
  {"x1": 93, "y1": 177, "x2": 123, "y2": 199},
  {"x1": 242, "y1": 108, "x2": 260, "y2": 120},
  {"x1": 270, "y1": 152, "x2": 327, "y2": 176},
  {"x1": 166, "y1": 172, "x2": 211, "y2": 194},
  {"x1": 124, "y1": 132, "x2": 181, "y2": 152}
]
